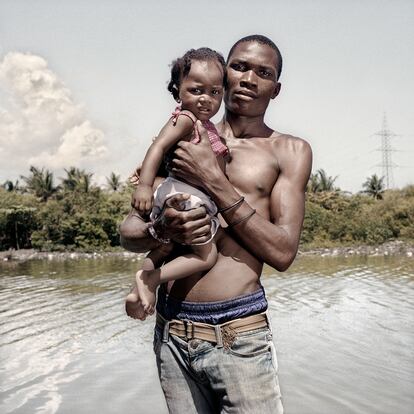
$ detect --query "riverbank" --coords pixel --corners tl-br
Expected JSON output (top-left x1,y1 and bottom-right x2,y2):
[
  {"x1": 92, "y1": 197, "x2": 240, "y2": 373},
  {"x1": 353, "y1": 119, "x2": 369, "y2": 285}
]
[
  {"x1": 298, "y1": 240, "x2": 414, "y2": 257},
  {"x1": 1, "y1": 240, "x2": 413, "y2": 262},
  {"x1": 0, "y1": 248, "x2": 140, "y2": 262}
]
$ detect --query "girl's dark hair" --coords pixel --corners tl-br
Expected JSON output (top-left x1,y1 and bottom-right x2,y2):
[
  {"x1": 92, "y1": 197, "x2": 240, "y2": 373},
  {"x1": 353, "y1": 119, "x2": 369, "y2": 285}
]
[{"x1": 167, "y1": 47, "x2": 227, "y2": 101}]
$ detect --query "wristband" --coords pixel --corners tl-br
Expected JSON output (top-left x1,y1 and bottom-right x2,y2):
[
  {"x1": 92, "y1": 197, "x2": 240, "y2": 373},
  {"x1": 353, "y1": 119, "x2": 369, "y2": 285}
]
[
  {"x1": 228, "y1": 209, "x2": 256, "y2": 227},
  {"x1": 219, "y1": 196, "x2": 245, "y2": 213},
  {"x1": 147, "y1": 222, "x2": 171, "y2": 244}
]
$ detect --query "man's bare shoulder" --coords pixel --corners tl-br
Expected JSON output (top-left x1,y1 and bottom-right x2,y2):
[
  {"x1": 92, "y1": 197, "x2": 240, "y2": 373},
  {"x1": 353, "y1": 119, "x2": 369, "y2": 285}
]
[
  {"x1": 268, "y1": 131, "x2": 312, "y2": 161},
  {"x1": 271, "y1": 131, "x2": 311, "y2": 149}
]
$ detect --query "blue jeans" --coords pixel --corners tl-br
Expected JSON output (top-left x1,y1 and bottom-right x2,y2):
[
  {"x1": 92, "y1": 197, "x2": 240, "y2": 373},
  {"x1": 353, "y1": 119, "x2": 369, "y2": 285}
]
[{"x1": 153, "y1": 324, "x2": 284, "y2": 413}]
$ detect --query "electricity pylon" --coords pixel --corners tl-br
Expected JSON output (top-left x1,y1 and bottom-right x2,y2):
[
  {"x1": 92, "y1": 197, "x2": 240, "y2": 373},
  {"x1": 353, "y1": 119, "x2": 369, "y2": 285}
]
[{"x1": 376, "y1": 113, "x2": 397, "y2": 189}]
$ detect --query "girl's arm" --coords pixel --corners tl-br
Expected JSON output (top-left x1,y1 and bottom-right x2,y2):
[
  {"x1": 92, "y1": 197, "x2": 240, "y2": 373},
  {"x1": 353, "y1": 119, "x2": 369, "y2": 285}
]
[
  {"x1": 139, "y1": 115, "x2": 194, "y2": 185},
  {"x1": 132, "y1": 115, "x2": 194, "y2": 214}
]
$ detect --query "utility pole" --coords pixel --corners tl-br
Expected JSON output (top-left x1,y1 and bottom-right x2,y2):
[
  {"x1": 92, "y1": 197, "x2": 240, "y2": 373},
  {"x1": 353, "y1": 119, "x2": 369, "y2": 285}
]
[{"x1": 376, "y1": 113, "x2": 397, "y2": 189}]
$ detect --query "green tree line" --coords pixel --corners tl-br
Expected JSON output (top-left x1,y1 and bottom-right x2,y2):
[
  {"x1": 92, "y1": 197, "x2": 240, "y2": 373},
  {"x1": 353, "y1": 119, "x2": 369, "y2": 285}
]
[
  {"x1": 0, "y1": 167, "x2": 131, "y2": 251},
  {"x1": 1, "y1": 167, "x2": 413, "y2": 251}
]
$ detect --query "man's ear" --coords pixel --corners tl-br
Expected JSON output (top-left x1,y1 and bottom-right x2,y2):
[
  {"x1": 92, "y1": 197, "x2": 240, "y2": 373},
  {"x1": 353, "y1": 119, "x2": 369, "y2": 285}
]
[{"x1": 271, "y1": 82, "x2": 281, "y2": 99}]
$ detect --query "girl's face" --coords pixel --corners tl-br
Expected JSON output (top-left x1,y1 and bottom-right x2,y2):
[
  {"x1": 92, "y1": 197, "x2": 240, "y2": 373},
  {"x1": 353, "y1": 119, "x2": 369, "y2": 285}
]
[{"x1": 178, "y1": 59, "x2": 224, "y2": 121}]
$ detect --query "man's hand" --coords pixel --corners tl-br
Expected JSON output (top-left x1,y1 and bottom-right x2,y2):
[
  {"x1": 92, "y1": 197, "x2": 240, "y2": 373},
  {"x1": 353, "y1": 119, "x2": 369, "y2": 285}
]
[
  {"x1": 154, "y1": 194, "x2": 212, "y2": 245},
  {"x1": 171, "y1": 121, "x2": 221, "y2": 189}
]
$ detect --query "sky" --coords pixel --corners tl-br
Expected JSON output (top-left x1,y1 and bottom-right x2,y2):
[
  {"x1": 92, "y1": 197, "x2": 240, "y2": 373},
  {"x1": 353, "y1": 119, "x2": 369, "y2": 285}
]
[{"x1": 0, "y1": 0, "x2": 413, "y2": 193}]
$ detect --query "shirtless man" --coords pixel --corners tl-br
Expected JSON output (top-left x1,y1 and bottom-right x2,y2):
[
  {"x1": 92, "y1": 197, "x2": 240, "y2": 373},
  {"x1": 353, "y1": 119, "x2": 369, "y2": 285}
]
[{"x1": 120, "y1": 35, "x2": 312, "y2": 413}]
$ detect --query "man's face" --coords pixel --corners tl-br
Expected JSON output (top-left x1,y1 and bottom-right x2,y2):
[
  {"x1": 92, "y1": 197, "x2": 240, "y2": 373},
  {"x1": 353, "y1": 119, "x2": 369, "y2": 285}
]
[{"x1": 225, "y1": 41, "x2": 281, "y2": 117}]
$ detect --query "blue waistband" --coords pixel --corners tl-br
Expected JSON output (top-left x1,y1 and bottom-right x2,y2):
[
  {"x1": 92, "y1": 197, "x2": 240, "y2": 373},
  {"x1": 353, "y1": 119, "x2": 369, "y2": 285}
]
[{"x1": 156, "y1": 286, "x2": 268, "y2": 324}]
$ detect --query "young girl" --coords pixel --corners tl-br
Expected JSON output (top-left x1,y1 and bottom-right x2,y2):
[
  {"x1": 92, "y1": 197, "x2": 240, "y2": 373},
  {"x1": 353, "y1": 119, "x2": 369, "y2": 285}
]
[{"x1": 126, "y1": 47, "x2": 228, "y2": 316}]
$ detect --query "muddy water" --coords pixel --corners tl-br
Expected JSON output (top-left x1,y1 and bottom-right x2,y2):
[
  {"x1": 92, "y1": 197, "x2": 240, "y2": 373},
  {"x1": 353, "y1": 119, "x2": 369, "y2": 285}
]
[{"x1": 0, "y1": 255, "x2": 413, "y2": 413}]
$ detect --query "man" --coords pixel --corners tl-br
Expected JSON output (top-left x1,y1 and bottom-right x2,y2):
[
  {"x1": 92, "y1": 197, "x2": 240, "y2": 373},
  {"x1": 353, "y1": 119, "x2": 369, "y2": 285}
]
[{"x1": 120, "y1": 34, "x2": 312, "y2": 413}]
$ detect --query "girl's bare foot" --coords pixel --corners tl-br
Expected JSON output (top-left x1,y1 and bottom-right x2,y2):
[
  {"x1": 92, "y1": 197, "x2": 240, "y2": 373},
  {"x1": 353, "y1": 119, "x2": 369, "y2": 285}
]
[
  {"x1": 135, "y1": 270, "x2": 158, "y2": 315},
  {"x1": 125, "y1": 284, "x2": 147, "y2": 320}
]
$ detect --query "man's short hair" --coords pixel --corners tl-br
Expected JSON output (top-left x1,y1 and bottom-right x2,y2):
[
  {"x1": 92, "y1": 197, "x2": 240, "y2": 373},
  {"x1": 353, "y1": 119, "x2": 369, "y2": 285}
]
[{"x1": 227, "y1": 34, "x2": 283, "y2": 80}]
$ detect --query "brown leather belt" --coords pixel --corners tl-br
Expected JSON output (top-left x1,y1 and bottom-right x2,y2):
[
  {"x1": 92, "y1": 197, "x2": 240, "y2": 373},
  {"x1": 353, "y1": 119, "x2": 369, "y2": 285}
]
[{"x1": 156, "y1": 312, "x2": 269, "y2": 348}]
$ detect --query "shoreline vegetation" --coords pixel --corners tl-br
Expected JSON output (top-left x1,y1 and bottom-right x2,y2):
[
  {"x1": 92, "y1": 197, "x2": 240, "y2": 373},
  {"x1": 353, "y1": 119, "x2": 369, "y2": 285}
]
[
  {"x1": 1, "y1": 240, "x2": 413, "y2": 263},
  {"x1": 1, "y1": 168, "x2": 413, "y2": 260}
]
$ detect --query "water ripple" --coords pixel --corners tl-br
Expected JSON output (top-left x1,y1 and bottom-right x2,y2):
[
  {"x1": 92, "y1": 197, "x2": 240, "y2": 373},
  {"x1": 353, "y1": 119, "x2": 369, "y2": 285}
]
[{"x1": 0, "y1": 255, "x2": 413, "y2": 414}]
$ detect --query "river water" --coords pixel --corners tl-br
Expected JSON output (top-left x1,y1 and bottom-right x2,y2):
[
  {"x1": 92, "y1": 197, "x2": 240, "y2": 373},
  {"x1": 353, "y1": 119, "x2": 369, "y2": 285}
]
[{"x1": 0, "y1": 255, "x2": 413, "y2": 414}]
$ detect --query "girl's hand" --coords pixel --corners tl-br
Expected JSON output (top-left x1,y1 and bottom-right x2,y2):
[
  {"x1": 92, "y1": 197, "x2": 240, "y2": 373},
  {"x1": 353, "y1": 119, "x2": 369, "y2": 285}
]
[
  {"x1": 172, "y1": 121, "x2": 221, "y2": 189},
  {"x1": 129, "y1": 165, "x2": 141, "y2": 186},
  {"x1": 132, "y1": 183, "x2": 154, "y2": 216}
]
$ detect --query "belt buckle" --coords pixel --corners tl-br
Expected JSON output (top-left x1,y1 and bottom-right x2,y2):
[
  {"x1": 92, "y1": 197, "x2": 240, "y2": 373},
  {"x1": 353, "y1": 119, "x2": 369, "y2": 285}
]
[{"x1": 183, "y1": 320, "x2": 194, "y2": 340}]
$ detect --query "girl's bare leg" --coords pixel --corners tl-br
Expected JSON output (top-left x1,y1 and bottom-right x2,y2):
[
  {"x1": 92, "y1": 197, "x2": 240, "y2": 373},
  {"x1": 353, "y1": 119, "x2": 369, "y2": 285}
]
[
  {"x1": 126, "y1": 244, "x2": 173, "y2": 319},
  {"x1": 137, "y1": 241, "x2": 218, "y2": 314}
]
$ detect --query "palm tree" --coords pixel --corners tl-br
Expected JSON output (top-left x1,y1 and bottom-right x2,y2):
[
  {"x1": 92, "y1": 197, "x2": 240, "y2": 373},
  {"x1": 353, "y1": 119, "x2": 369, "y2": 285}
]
[
  {"x1": 21, "y1": 166, "x2": 59, "y2": 201},
  {"x1": 307, "y1": 169, "x2": 338, "y2": 193},
  {"x1": 61, "y1": 167, "x2": 94, "y2": 192},
  {"x1": 307, "y1": 173, "x2": 321, "y2": 193},
  {"x1": 106, "y1": 172, "x2": 123, "y2": 192},
  {"x1": 61, "y1": 167, "x2": 78, "y2": 191},
  {"x1": 2, "y1": 179, "x2": 21, "y2": 192},
  {"x1": 361, "y1": 174, "x2": 385, "y2": 200},
  {"x1": 80, "y1": 171, "x2": 93, "y2": 193}
]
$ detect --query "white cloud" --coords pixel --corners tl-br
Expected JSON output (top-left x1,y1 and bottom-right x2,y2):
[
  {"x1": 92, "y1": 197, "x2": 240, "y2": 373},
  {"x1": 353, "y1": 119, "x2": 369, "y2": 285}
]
[{"x1": 0, "y1": 52, "x2": 108, "y2": 180}]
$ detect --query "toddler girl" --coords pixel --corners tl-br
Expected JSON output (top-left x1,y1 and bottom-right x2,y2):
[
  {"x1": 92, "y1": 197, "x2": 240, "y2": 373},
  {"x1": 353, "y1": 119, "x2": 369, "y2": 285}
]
[{"x1": 126, "y1": 47, "x2": 228, "y2": 316}]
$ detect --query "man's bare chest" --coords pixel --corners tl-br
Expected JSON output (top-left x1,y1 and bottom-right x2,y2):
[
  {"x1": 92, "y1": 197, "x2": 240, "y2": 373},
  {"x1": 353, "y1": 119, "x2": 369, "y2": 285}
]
[{"x1": 225, "y1": 139, "x2": 279, "y2": 198}]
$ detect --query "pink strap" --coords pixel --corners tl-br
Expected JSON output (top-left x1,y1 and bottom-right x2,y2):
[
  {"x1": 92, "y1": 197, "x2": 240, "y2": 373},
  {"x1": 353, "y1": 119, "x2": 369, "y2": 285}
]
[
  {"x1": 171, "y1": 107, "x2": 197, "y2": 126},
  {"x1": 197, "y1": 120, "x2": 229, "y2": 157},
  {"x1": 170, "y1": 107, "x2": 229, "y2": 157}
]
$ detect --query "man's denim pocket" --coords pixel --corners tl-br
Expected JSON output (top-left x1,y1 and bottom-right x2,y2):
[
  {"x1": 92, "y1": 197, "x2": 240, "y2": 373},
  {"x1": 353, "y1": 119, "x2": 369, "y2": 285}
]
[{"x1": 228, "y1": 328, "x2": 273, "y2": 358}]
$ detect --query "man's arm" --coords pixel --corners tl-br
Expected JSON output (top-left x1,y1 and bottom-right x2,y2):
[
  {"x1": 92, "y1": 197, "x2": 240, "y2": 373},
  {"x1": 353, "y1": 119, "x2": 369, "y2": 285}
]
[
  {"x1": 221, "y1": 138, "x2": 312, "y2": 271},
  {"x1": 119, "y1": 194, "x2": 213, "y2": 253},
  {"x1": 172, "y1": 122, "x2": 312, "y2": 271},
  {"x1": 119, "y1": 209, "x2": 159, "y2": 253}
]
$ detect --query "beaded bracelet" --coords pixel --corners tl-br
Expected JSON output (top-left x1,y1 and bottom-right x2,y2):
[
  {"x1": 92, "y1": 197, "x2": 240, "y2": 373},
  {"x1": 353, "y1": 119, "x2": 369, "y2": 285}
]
[
  {"x1": 147, "y1": 222, "x2": 171, "y2": 244},
  {"x1": 218, "y1": 196, "x2": 245, "y2": 213},
  {"x1": 229, "y1": 209, "x2": 256, "y2": 227}
]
